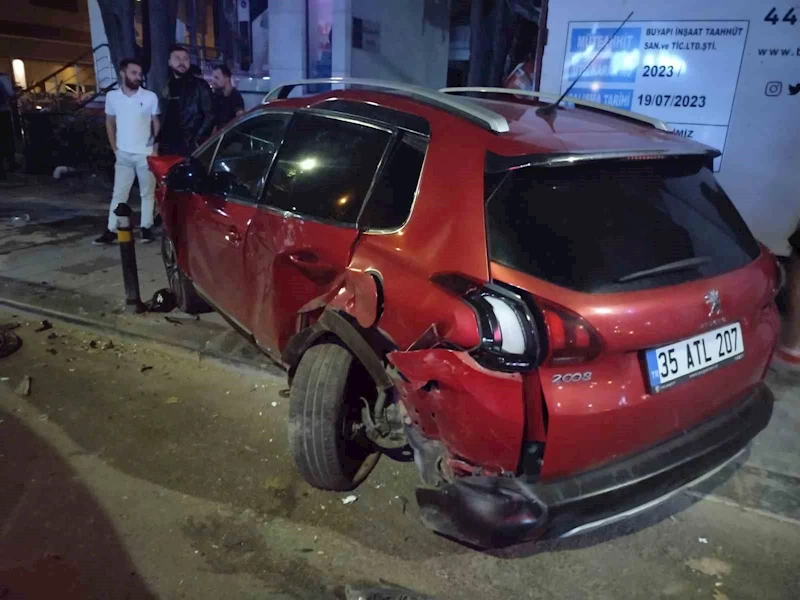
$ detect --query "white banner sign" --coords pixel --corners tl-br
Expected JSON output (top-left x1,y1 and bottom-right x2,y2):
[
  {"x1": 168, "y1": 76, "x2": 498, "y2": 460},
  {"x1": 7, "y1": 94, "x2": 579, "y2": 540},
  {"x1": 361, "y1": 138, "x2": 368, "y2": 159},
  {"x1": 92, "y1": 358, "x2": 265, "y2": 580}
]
[{"x1": 562, "y1": 20, "x2": 749, "y2": 170}]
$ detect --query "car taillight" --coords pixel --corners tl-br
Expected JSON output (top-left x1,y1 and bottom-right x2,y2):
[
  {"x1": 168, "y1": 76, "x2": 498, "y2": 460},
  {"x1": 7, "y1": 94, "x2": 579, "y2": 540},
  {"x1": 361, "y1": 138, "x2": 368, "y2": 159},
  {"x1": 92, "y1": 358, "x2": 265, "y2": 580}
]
[
  {"x1": 432, "y1": 275, "x2": 603, "y2": 371},
  {"x1": 538, "y1": 300, "x2": 603, "y2": 366},
  {"x1": 463, "y1": 284, "x2": 543, "y2": 372}
]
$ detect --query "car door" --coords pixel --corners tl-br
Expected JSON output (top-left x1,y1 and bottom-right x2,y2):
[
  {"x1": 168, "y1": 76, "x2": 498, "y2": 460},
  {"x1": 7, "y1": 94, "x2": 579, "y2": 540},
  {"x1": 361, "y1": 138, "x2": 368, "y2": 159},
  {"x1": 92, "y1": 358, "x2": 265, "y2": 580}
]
[
  {"x1": 242, "y1": 111, "x2": 394, "y2": 356},
  {"x1": 186, "y1": 112, "x2": 291, "y2": 322}
]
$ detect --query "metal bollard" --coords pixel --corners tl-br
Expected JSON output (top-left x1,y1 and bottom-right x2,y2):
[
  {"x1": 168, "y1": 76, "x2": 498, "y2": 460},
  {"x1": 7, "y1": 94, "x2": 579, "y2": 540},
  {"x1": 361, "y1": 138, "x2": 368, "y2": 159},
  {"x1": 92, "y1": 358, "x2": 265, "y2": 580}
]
[{"x1": 114, "y1": 203, "x2": 146, "y2": 314}]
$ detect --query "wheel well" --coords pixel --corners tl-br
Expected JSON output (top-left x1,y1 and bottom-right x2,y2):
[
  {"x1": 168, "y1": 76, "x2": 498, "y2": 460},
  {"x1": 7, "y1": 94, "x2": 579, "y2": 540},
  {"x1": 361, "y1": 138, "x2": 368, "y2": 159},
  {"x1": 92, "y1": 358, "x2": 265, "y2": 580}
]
[{"x1": 284, "y1": 311, "x2": 394, "y2": 391}]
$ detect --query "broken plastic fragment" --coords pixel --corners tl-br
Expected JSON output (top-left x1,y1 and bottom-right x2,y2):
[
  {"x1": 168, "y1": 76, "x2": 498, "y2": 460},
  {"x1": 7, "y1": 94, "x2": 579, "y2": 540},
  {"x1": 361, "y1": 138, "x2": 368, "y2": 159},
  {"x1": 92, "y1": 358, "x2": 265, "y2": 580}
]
[
  {"x1": 344, "y1": 584, "x2": 436, "y2": 600},
  {"x1": 34, "y1": 320, "x2": 53, "y2": 333},
  {"x1": 14, "y1": 375, "x2": 31, "y2": 397},
  {"x1": 698, "y1": 537, "x2": 708, "y2": 544},
  {"x1": 342, "y1": 495, "x2": 358, "y2": 505}
]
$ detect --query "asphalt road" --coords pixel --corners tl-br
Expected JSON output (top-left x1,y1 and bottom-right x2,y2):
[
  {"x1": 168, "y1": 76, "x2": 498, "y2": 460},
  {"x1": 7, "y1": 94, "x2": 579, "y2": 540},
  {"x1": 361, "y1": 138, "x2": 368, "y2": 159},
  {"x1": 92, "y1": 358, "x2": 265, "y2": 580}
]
[{"x1": 1, "y1": 313, "x2": 798, "y2": 600}]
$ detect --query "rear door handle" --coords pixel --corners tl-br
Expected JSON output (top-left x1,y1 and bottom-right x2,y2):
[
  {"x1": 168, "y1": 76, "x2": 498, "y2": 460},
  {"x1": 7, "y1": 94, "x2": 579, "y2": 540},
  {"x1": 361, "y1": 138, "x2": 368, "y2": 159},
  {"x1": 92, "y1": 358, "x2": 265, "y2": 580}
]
[
  {"x1": 288, "y1": 251, "x2": 337, "y2": 277},
  {"x1": 224, "y1": 227, "x2": 242, "y2": 244},
  {"x1": 289, "y1": 251, "x2": 327, "y2": 268}
]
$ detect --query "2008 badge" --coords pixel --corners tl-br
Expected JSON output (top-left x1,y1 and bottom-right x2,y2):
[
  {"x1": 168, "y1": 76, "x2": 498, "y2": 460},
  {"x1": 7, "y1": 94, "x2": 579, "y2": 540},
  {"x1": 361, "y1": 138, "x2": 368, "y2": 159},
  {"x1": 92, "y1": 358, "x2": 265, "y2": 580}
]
[{"x1": 552, "y1": 372, "x2": 592, "y2": 384}]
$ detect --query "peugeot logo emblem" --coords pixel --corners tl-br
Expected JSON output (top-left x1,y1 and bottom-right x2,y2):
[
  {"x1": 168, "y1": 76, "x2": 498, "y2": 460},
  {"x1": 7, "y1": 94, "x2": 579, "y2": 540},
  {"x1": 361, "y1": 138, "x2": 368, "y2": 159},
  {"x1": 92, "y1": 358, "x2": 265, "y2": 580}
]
[{"x1": 705, "y1": 289, "x2": 722, "y2": 317}]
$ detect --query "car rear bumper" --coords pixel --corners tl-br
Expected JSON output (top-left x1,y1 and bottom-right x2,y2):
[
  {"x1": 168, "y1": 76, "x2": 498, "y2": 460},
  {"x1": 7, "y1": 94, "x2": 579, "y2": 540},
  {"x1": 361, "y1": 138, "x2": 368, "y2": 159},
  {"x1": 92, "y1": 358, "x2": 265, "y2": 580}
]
[{"x1": 415, "y1": 383, "x2": 774, "y2": 548}]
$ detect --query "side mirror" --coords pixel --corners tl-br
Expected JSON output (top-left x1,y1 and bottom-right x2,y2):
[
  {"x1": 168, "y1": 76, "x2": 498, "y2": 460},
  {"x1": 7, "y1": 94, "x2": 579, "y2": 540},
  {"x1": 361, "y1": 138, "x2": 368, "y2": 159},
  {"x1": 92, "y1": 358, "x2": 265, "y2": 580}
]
[
  {"x1": 159, "y1": 158, "x2": 206, "y2": 193},
  {"x1": 147, "y1": 155, "x2": 185, "y2": 180}
]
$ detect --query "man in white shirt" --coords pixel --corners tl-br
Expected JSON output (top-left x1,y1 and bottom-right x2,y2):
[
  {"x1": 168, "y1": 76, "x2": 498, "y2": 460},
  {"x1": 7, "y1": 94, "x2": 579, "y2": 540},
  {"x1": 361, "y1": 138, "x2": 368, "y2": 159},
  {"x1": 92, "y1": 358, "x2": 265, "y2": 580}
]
[{"x1": 94, "y1": 58, "x2": 161, "y2": 245}]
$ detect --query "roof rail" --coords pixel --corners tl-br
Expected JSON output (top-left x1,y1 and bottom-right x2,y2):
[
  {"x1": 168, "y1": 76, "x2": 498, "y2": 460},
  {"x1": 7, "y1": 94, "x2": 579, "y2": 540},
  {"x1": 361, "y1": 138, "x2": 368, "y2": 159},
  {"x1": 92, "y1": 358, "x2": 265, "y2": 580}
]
[
  {"x1": 263, "y1": 78, "x2": 511, "y2": 133},
  {"x1": 439, "y1": 87, "x2": 672, "y2": 132}
]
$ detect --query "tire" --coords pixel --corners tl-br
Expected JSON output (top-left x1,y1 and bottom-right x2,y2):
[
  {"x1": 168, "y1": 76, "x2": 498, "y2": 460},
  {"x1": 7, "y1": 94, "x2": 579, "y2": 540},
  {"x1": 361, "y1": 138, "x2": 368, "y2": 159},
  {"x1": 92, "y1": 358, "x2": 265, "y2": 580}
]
[
  {"x1": 161, "y1": 232, "x2": 210, "y2": 315},
  {"x1": 289, "y1": 343, "x2": 380, "y2": 491}
]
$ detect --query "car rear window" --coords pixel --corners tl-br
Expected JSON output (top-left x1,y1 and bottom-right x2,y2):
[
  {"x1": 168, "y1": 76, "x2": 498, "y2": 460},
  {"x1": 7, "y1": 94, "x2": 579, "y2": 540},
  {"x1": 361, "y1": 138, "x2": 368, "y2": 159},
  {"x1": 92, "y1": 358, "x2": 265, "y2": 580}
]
[{"x1": 485, "y1": 157, "x2": 761, "y2": 293}]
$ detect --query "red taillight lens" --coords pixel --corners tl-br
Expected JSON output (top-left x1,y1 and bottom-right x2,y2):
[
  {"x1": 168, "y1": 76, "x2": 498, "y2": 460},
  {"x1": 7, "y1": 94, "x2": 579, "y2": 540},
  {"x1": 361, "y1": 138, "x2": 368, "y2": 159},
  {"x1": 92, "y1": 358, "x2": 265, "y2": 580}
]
[
  {"x1": 538, "y1": 300, "x2": 603, "y2": 366},
  {"x1": 464, "y1": 287, "x2": 543, "y2": 372}
]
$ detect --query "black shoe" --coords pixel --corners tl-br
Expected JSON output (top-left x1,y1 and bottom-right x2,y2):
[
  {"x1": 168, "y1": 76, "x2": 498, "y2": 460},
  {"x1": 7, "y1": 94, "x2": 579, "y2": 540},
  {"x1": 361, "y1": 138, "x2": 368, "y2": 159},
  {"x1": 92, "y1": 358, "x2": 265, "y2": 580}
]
[
  {"x1": 141, "y1": 227, "x2": 154, "y2": 243},
  {"x1": 93, "y1": 230, "x2": 116, "y2": 245},
  {"x1": 153, "y1": 214, "x2": 163, "y2": 228}
]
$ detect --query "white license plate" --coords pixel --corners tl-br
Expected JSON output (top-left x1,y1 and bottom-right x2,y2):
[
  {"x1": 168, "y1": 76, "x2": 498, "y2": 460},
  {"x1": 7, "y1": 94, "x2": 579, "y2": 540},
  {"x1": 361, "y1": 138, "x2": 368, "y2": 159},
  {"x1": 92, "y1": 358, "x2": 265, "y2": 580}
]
[{"x1": 645, "y1": 323, "x2": 744, "y2": 392}]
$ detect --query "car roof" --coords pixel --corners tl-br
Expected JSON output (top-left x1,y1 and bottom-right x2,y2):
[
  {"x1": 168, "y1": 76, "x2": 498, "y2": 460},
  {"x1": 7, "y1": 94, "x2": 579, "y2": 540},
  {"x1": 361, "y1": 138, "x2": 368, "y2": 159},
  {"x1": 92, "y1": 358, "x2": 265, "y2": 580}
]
[
  {"x1": 471, "y1": 96, "x2": 710, "y2": 158},
  {"x1": 259, "y1": 88, "x2": 715, "y2": 159}
]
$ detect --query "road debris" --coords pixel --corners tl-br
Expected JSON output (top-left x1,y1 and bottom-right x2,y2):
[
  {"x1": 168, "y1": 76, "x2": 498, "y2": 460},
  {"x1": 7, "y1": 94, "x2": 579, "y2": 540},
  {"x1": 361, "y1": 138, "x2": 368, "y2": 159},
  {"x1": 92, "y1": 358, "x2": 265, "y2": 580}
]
[
  {"x1": 393, "y1": 495, "x2": 409, "y2": 514},
  {"x1": 34, "y1": 320, "x2": 53, "y2": 333},
  {"x1": 345, "y1": 584, "x2": 436, "y2": 600},
  {"x1": 10, "y1": 214, "x2": 31, "y2": 226},
  {"x1": 0, "y1": 377, "x2": 9, "y2": 382},
  {"x1": 271, "y1": 401, "x2": 279, "y2": 407},
  {"x1": 0, "y1": 329, "x2": 22, "y2": 359},
  {"x1": 14, "y1": 375, "x2": 31, "y2": 397},
  {"x1": 165, "y1": 396, "x2": 180, "y2": 404},
  {"x1": 164, "y1": 316, "x2": 183, "y2": 325},
  {"x1": 46, "y1": 348, "x2": 57, "y2": 355},
  {"x1": 140, "y1": 365, "x2": 153, "y2": 373},
  {"x1": 279, "y1": 388, "x2": 290, "y2": 398},
  {"x1": 342, "y1": 495, "x2": 358, "y2": 505},
  {"x1": 47, "y1": 332, "x2": 58, "y2": 340},
  {"x1": 698, "y1": 537, "x2": 709, "y2": 544},
  {"x1": 685, "y1": 556, "x2": 732, "y2": 577}
]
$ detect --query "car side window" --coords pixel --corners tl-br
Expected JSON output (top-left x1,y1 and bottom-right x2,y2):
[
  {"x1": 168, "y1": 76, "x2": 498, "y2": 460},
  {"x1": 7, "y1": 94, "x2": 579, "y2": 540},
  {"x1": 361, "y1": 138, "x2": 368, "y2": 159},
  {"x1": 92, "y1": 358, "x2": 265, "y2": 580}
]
[
  {"x1": 193, "y1": 138, "x2": 220, "y2": 173},
  {"x1": 263, "y1": 113, "x2": 391, "y2": 225},
  {"x1": 208, "y1": 113, "x2": 291, "y2": 203},
  {"x1": 358, "y1": 133, "x2": 427, "y2": 231}
]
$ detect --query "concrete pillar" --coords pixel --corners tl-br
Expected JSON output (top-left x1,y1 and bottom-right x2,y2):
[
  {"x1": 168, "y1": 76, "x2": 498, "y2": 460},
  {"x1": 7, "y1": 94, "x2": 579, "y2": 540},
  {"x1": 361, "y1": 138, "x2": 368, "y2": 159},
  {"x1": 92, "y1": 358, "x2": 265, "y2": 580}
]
[
  {"x1": 87, "y1": 0, "x2": 117, "y2": 90},
  {"x1": 268, "y1": 0, "x2": 308, "y2": 91},
  {"x1": 331, "y1": 0, "x2": 352, "y2": 79}
]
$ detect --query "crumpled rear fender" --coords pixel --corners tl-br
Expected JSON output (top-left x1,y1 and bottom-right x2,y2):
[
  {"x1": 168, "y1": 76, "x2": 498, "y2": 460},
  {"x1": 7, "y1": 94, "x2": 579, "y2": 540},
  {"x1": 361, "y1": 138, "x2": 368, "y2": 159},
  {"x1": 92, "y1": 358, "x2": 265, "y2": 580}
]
[
  {"x1": 297, "y1": 269, "x2": 381, "y2": 329},
  {"x1": 388, "y1": 349, "x2": 525, "y2": 474}
]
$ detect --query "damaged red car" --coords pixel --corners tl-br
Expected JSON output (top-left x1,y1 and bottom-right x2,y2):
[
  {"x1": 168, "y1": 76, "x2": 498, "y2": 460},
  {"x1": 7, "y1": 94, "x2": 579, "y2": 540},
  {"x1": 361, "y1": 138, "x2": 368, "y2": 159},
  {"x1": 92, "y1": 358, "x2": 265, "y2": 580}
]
[{"x1": 149, "y1": 80, "x2": 780, "y2": 548}]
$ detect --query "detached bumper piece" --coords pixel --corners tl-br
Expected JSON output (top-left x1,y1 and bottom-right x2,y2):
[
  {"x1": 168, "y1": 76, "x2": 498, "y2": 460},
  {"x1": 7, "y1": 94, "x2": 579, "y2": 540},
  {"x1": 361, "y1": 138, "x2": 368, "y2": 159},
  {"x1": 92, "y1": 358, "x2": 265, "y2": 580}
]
[{"x1": 416, "y1": 383, "x2": 773, "y2": 548}]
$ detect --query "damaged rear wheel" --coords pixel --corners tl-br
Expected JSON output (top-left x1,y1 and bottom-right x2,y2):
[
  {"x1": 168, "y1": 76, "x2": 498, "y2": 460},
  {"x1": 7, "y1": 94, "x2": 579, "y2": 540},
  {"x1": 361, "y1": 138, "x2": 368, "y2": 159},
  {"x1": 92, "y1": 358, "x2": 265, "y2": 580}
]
[{"x1": 288, "y1": 343, "x2": 380, "y2": 491}]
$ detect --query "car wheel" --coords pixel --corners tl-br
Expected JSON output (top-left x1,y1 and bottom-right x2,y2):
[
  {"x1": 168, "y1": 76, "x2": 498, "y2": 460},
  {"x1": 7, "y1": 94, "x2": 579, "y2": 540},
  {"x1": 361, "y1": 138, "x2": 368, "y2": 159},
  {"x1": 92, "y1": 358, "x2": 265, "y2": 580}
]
[
  {"x1": 161, "y1": 232, "x2": 210, "y2": 315},
  {"x1": 288, "y1": 343, "x2": 381, "y2": 491}
]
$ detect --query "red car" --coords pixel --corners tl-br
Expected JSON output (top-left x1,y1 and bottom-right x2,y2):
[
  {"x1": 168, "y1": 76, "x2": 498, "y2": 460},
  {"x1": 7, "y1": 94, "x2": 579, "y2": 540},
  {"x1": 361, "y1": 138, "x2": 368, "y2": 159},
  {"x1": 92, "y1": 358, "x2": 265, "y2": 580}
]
[{"x1": 149, "y1": 80, "x2": 780, "y2": 548}]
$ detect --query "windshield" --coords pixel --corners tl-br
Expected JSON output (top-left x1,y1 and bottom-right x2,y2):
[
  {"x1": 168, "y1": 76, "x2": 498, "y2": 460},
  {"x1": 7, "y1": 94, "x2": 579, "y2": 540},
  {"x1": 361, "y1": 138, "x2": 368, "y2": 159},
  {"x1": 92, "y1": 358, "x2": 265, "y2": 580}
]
[{"x1": 485, "y1": 157, "x2": 760, "y2": 293}]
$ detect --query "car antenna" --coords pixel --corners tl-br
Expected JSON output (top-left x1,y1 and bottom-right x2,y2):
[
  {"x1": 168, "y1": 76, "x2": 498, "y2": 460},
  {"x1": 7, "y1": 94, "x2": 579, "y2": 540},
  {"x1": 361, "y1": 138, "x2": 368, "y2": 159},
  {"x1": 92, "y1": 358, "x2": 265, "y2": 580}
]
[{"x1": 536, "y1": 11, "x2": 634, "y2": 117}]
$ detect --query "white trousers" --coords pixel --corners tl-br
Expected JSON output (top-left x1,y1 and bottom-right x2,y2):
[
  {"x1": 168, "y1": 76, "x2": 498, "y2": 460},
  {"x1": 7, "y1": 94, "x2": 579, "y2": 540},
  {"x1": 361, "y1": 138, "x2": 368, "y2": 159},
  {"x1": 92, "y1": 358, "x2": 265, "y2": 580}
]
[{"x1": 108, "y1": 150, "x2": 156, "y2": 232}]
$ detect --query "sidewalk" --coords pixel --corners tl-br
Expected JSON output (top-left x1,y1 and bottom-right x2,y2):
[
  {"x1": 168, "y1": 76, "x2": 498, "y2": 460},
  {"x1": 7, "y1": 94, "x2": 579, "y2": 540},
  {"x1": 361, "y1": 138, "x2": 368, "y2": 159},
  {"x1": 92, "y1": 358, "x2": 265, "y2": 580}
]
[{"x1": 0, "y1": 180, "x2": 282, "y2": 377}]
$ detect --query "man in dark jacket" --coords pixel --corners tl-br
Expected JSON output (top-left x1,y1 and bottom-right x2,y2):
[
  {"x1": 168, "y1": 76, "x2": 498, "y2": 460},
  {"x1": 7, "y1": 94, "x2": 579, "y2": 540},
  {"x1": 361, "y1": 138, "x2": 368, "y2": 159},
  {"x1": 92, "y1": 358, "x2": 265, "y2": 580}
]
[{"x1": 159, "y1": 45, "x2": 214, "y2": 155}]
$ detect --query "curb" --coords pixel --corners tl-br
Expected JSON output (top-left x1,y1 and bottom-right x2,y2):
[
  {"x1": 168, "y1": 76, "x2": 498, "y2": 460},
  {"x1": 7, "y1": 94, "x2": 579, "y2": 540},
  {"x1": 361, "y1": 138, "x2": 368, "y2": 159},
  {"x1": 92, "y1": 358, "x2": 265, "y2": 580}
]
[{"x1": 0, "y1": 277, "x2": 285, "y2": 381}]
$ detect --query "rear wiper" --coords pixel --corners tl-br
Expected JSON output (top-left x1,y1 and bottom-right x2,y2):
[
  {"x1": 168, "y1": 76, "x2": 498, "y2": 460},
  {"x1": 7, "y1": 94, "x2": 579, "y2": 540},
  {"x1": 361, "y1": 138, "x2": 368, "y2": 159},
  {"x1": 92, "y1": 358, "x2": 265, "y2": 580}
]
[{"x1": 616, "y1": 257, "x2": 712, "y2": 283}]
